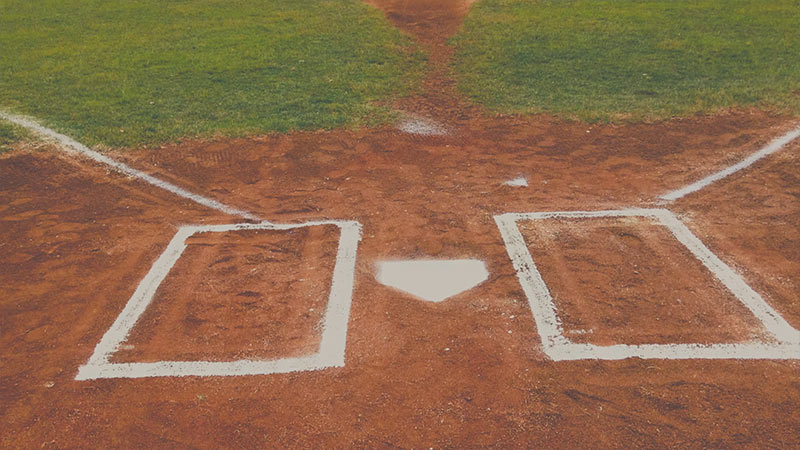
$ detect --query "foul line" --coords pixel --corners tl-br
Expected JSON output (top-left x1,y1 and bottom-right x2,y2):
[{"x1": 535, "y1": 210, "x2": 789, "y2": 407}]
[
  {"x1": 0, "y1": 111, "x2": 262, "y2": 222},
  {"x1": 0, "y1": 111, "x2": 365, "y2": 378},
  {"x1": 660, "y1": 125, "x2": 800, "y2": 202}
]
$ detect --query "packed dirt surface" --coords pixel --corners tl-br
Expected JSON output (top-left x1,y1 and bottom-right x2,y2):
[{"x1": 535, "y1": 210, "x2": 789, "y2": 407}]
[
  {"x1": 367, "y1": 0, "x2": 480, "y2": 122},
  {"x1": 2, "y1": 0, "x2": 800, "y2": 447},
  {"x1": 366, "y1": 0, "x2": 475, "y2": 43},
  {"x1": 519, "y1": 217, "x2": 764, "y2": 346},
  {"x1": 672, "y1": 146, "x2": 800, "y2": 337},
  {"x1": 113, "y1": 226, "x2": 340, "y2": 363},
  {"x1": 3, "y1": 112, "x2": 799, "y2": 448}
]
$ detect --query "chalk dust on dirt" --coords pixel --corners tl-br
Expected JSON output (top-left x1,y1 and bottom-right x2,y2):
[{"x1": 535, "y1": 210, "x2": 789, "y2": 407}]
[
  {"x1": 112, "y1": 226, "x2": 340, "y2": 363},
  {"x1": 518, "y1": 216, "x2": 764, "y2": 346},
  {"x1": 2, "y1": 0, "x2": 799, "y2": 447}
]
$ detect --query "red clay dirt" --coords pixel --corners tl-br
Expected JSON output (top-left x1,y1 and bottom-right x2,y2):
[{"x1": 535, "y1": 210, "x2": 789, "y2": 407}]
[
  {"x1": 518, "y1": 217, "x2": 764, "y2": 346},
  {"x1": 366, "y1": 0, "x2": 480, "y2": 121},
  {"x1": 2, "y1": 0, "x2": 800, "y2": 448},
  {"x1": 113, "y1": 226, "x2": 340, "y2": 363}
]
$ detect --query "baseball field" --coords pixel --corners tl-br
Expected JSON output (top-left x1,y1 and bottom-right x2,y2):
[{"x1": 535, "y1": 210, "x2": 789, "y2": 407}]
[{"x1": 1, "y1": 0, "x2": 799, "y2": 447}]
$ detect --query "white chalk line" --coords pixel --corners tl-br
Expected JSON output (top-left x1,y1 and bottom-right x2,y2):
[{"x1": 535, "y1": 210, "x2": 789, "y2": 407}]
[
  {"x1": 0, "y1": 111, "x2": 262, "y2": 222},
  {"x1": 495, "y1": 208, "x2": 800, "y2": 360},
  {"x1": 77, "y1": 221, "x2": 362, "y2": 380},
  {"x1": 0, "y1": 111, "x2": 363, "y2": 379},
  {"x1": 6, "y1": 111, "x2": 797, "y2": 369},
  {"x1": 660, "y1": 125, "x2": 800, "y2": 201}
]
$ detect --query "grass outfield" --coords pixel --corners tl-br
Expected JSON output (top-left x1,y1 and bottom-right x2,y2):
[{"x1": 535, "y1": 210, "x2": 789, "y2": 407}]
[
  {"x1": 0, "y1": 0, "x2": 424, "y2": 147},
  {"x1": 451, "y1": 0, "x2": 800, "y2": 121}
]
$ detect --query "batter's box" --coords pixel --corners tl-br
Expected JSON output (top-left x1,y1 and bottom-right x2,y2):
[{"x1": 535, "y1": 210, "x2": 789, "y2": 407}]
[
  {"x1": 77, "y1": 220, "x2": 361, "y2": 380},
  {"x1": 494, "y1": 208, "x2": 800, "y2": 361}
]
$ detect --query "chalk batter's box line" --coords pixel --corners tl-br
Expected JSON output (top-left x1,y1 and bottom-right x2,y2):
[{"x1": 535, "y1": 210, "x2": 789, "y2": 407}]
[
  {"x1": 494, "y1": 208, "x2": 800, "y2": 361},
  {"x1": 76, "y1": 220, "x2": 361, "y2": 380},
  {"x1": 659, "y1": 125, "x2": 800, "y2": 202}
]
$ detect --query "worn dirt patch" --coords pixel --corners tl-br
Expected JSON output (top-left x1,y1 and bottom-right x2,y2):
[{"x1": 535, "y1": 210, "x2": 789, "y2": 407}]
[
  {"x1": 368, "y1": 0, "x2": 482, "y2": 124},
  {"x1": 518, "y1": 216, "x2": 764, "y2": 346},
  {"x1": 365, "y1": 0, "x2": 475, "y2": 43},
  {"x1": 672, "y1": 142, "x2": 800, "y2": 330},
  {"x1": 112, "y1": 226, "x2": 340, "y2": 363}
]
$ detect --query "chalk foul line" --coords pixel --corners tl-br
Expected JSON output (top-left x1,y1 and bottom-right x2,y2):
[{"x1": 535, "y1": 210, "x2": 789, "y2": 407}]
[
  {"x1": 660, "y1": 125, "x2": 800, "y2": 202},
  {"x1": 0, "y1": 111, "x2": 263, "y2": 222},
  {"x1": 0, "y1": 111, "x2": 363, "y2": 379}
]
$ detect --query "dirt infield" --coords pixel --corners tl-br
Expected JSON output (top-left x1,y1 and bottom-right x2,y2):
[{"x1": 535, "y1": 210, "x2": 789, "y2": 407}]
[
  {"x1": 518, "y1": 216, "x2": 763, "y2": 346},
  {"x1": 1, "y1": 0, "x2": 799, "y2": 447},
  {"x1": 113, "y1": 226, "x2": 341, "y2": 364}
]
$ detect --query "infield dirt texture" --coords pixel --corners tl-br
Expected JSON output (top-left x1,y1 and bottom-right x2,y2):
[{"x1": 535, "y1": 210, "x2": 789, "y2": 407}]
[{"x1": 1, "y1": 0, "x2": 799, "y2": 448}]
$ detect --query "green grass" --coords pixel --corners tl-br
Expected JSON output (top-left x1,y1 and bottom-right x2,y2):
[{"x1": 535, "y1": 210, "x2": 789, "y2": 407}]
[
  {"x1": 0, "y1": 0, "x2": 424, "y2": 147},
  {"x1": 0, "y1": 119, "x2": 29, "y2": 153},
  {"x1": 451, "y1": 0, "x2": 800, "y2": 121}
]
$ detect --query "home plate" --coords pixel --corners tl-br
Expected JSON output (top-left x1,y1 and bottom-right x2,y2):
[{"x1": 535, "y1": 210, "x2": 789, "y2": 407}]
[{"x1": 375, "y1": 259, "x2": 489, "y2": 302}]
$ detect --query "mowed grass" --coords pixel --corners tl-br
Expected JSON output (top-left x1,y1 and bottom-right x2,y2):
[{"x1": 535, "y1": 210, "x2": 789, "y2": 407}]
[
  {"x1": 0, "y1": 0, "x2": 423, "y2": 147},
  {"x1": 451, "y1": 0, "x2": 800, "y2": 121}
]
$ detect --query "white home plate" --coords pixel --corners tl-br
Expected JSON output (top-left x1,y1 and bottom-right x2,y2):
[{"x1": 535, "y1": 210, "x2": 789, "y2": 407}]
[{"x1": 375, "y1": 259, "x2": 489, "y2": 302}]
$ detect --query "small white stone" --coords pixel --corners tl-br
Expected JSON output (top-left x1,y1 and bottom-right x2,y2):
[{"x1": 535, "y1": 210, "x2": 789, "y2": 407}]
[{"x1": 503, "y1": 177, "x2": 528, "y2": 187}]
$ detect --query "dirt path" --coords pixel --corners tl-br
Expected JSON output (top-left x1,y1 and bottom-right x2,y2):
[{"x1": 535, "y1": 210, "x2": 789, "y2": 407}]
[
  {"x1": 367, "y1": 0, "x2": 475, "y2": 42},
  {"x1": 1, "y1": 0, "x2": 799, "y2": 447},
  {"x1": 366, "y1": 0, "x2": 480, "y2": 122}
]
